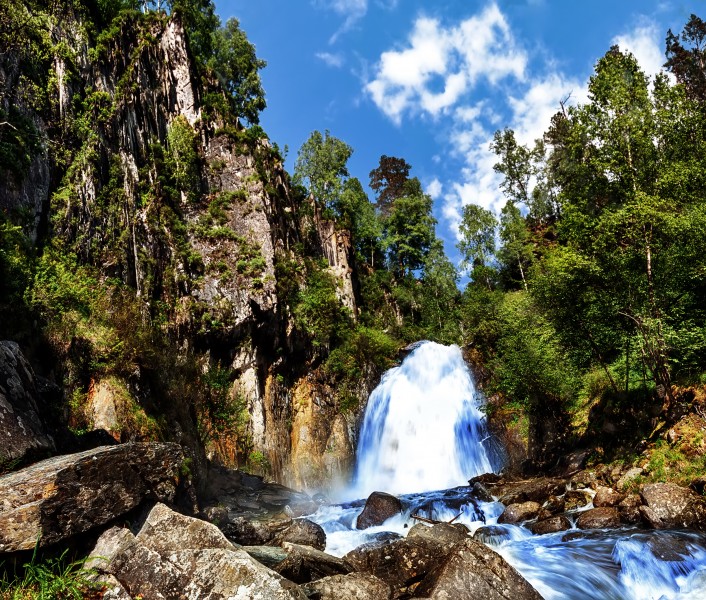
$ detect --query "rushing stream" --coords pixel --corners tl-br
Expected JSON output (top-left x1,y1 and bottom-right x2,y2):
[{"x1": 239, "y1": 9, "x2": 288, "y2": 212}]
[{"x1": 309, "y1": 341, "x2": 706, "y2": 599}]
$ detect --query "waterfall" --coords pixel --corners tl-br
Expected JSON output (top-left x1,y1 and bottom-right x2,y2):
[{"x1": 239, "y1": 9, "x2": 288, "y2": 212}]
[{"x1": 350, "y1": 341, "x2": 502, "y2": 498}]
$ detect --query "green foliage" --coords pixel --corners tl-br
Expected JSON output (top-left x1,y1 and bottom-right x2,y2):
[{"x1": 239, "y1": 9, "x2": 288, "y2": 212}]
[
  {"x1": 166, "y1": 115, "x2": 201, "y2": 202},
  {"x1": 294, "y1": 262, "x2": 352, "y2": 348},
  {"x1": 457, "y1": 203, "x2": 497, "y2": 286},
  {"x1": 0, "y1": 107, "x2": 42, "y2": 179},
  {"x1": 0, "y1": 546, "x2": 97, "y2": 600},
  {"x1": 294, "y1": 130, "x2": 353, "y2": 213},
  {"x1": 209, "y1": 17, "x2": 266, "y2": 125}
]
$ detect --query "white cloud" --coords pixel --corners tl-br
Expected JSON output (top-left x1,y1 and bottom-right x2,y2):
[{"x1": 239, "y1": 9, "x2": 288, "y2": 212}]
[
  {"x1": 315, "y1": 0, "x2": 368, "y2": 42},
  {"x1": 316, "y1": 52, "x2": 345, "y2": 68},
  {"x1": 612, "y1": 21, "x2": 667, "y2": 80},
  {"x1": 426, "y1": 178, "x2": 443, "y2": 199},
  {"x1": 365, "y1": 2, "x2": 526, "y2": 123}
]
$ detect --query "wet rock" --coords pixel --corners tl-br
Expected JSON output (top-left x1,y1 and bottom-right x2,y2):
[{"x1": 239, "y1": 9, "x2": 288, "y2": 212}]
[
  {"x1": 543, "y1": 495, "x2": 565, "y2": 514},
  {"x1": 576, "y1": 507, "x2": 620, "y2": 529},
  {"x1": 640, "y1": 483, "x2": 706, "y2": 530},
  {"x1": 272, "y1": 518, "x2": 326, "y2": 551},
  {"x1": 0, "y1": 443, "x2": 183, "y2": 552},
  {"x1": 274, "y1": 542, "x2": 353, "y2": 584},
  {"x1": 468, "y1": 473, "x2": 503, "y2": 486},
  {"x1": 530, "y1": 515, "x2": 572, "y2": 535},
  {"x1": 646, "y1": 534, "x2": 691, "y2": 562},
  {"x1": 88, "y1": 505, "x2": 306, "y2": 599},
  {"x1": 497, "y1": 478, "x2": 565, "y2": 505},
  {"x1": 593, "y1": 486, "x2": 625, "y2": 508},
  {"x1": 356, "y1": 491, "x2": 403, "y2": 530},
  {"x1": 564, "y1": 490, "x2": 593, "y2": 511},
  {"x1": 570, "y1": 470, "x2": 597, "y2": 489},
  {"x1": 414, "y1": 538, "x2": 543, "y2": 600},
  {"x1": 618, "y1": 494, "x2": 643, "y2": 524},
  {"x1": 343, "y1": 533, "x2": 459, "y2": 596},
  {"x1": 407, "y1": 522, "x2": 470, "y2": 545},
  {"x1": 498, "y1": 501, "x2": 542, "y2": 524},
  {"x1": 473, "y1": 526, "x2": 514, "y2": 545},
  {"x1": 472, "y1": 481, "x2": 494, "y2": 502},
  {"x1": 302, "y1": 573, "x2": 392, "y2": 600},
  {"x1": 0, "y1": 340, "x2": 56, "y2": 468}
]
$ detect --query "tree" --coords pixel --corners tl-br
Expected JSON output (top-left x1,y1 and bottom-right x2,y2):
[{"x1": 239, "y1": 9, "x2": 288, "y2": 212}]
[
  {"x1": 457, "y1": 203, "x2": 496, "y2": 289},
  {"x1": 369, "y1": 155, "x2": 411, "y2": 217},
  {"x1": 293, "y1": 130, "x2": 353, "y2": 213},
  {"x1": 209, "y1": 17, "x2": 266, "y2": 125},
  {"x1": 384, "y1": 179, "x2": 436, "y2": 276},
  {"x1": 418, "y1": 241, "x2": 461, "y2": 344},
  {"x1": 497, "y1": 201, "x2": 532, "y2": 290},
  {"x1": 665, "y1": 14, "x2": 706, "y2": 102},
  {"x1": 338, "y1": 178, "x2": 383, "y2": 268}
]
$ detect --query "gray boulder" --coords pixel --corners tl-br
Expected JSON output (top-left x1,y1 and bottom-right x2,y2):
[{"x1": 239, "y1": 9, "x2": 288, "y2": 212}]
[
  {"x1": 0, "y1": 442, "x2": 183, "y2": 552},
  {"x1": 640, "y1": 483, "x2": 706, "y2": 530},
  {"x1": 88, "y1": 504, "x2": 306, "y2": 600},
  {"x1": 356, "y1": 491, "x2": 403, "y2": 530},
  {"x1": 344, "y1": 528, "x2": 460, "y2": 596},
  {"x1": 414, "y1": 538, "x2": 543, "y2": 599},
  {"x1": 302, "y1": 573, "x2": 392, "y2": 600},
  {"x1": 0, "y1": 340, "x2": 55, "y2": 468}
]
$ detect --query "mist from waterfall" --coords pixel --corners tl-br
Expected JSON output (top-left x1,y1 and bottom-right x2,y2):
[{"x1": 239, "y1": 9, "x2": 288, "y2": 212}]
[{"x1": 350, "y1": 341, "x2": 503, "y2": 498}]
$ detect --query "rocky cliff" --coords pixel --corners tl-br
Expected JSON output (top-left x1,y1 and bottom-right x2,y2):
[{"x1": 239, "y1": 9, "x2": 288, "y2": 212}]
[{"x1": 0, "y1": 6, "x2": 369, "y2": 491}]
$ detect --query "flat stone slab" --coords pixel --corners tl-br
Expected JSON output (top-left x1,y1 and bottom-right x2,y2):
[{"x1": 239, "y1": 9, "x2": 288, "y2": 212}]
[{"x1": 0, "y1": 442, "x2": 183, "y2": 551}]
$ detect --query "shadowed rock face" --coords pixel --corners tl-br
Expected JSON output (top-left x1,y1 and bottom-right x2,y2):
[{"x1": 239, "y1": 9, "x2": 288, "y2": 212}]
[
  {"x1": 0, "y1": 442, "x2": 183, "y2": 551},
  {"x1": 0, "y1": 341, "x2": 56, "y2": 467},
  {"x1": 356, "y1": 491, "x2": 403, "y2": 530}
]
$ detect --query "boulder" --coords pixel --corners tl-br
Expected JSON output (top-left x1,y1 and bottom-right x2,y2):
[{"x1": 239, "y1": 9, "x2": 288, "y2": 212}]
[
  {"x1": 472, "y1": 481, "x2": 494, "y2": 502},
  {"x1": 496, "y1": 478, "x2": 565, "y2": 505},
  {"x1": 530, "y1": 515, "x2": 572, "y2": 535},
  {"x1": 302, "y1": 573, "x2": 392, "y2": 600},
  {"x1": 0, "y1": 340, "x2": 55, "y2": 468},
  {"x1": 593, "y1": 486, "x2": 625, "y2": 508},
  {"x1": 220, "y1": 515, "x2": 292, "y2": 546},
  {"x1": 273, "y1": 518, "x2": 326, "y2": 551},
  {"x1": 618, "y1": 494, "x2": 643, "y2": 524},
  {"x1": 274, "y1": 542, "x2": 353, "y2": 584},
  {"x1": 473, "y1": 526, "x2": 514, "y2": 545},
  {"x1": 413, "y1": 538, "x2": 543, "y2": 600},
  {"x1": 88, "y1": 505, "x2": 306, "y2": 600},
  {"x1": 639, "y1": 483, "x2": 706, "y2": 530},
  {"x1": 498, "y1": 501, "x2": 542, "y2": 524},
  {"x1": 343, "y1": 533, "x2": 458, "y2": 596},
  {"x1": 0, "y1": 443, "x2": 183, "y2": 552},
  {"x1": 356, "y1": 491, "x2": 403, "y2": 530},
  {"x1": 576, "y1": 507, "x2": 620, "y2": 530},
  {"x1": 564, "y1": 490, "x2": 593, "y2": 511},
  {"x1": 407, "y1": 523, "x2": 470, "y2": 546},
  {"x1": 543, "y1": 495, "x2": 565, "y2": 514}
]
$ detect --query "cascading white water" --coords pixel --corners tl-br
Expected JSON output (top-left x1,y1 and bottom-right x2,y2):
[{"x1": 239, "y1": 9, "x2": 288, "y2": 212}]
[
  {"x1": 350, "y1": 341, "x2": 501, "y2": 498},
  {"x1": 310, "y1": 340, "x2": 706, "y2": 598}
]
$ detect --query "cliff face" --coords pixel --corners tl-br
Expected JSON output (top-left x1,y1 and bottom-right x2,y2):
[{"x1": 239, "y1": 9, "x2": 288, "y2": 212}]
[{"x1": 0, "y1": 9, "x2": 367, "y2": 492}]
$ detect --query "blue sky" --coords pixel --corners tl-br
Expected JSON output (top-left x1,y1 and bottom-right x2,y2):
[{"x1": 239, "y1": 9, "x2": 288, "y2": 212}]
[{"x1": 214, "y1": 0, "x2": 697, "y2": 267}]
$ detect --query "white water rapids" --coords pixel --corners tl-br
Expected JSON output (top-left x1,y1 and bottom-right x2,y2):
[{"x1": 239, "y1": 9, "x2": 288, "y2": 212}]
[{"x1": 307, "y1": 341, "x2": 706, "y2": 599}]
